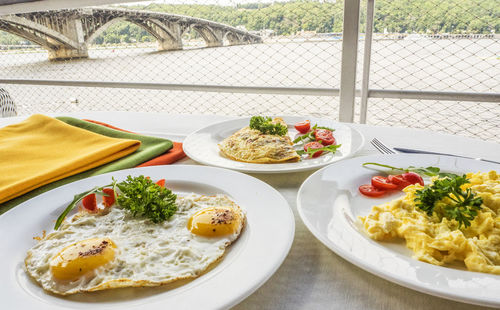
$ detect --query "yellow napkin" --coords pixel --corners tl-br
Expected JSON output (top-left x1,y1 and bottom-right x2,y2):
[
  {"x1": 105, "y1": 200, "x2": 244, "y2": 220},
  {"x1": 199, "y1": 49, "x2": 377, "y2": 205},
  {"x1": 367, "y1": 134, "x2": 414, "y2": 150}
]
[{"x1": 0, "y1": 114, "x2": 141, "y2": 203}]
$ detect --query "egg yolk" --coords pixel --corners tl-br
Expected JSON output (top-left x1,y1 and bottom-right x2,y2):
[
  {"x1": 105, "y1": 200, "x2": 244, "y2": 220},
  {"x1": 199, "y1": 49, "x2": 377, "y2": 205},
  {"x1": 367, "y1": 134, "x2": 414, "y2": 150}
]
[
  {"x1": 50, "y1": 237, "x2": 116, "y2": 281},
  {"x1": 187, "y1": 207, "x2": 240, "y2": 237}
]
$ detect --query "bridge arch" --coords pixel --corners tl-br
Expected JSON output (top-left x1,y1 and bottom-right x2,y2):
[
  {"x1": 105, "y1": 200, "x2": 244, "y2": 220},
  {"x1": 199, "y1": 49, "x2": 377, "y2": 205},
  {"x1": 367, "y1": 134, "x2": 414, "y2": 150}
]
[
  {"x1": 191, "y1": 24, "x2": 223, "y2": 48},
  {"x1": 0, "y1": 15, "x2": 78, "y2": 49},
  {"x1": 223, "y1": 31, "x2": 242, "y2": 46}
]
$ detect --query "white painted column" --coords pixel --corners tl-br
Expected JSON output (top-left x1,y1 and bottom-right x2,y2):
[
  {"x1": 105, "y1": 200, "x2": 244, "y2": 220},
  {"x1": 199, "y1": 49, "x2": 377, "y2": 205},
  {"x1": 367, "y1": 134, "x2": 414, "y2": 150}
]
[
  {"x1": 360, "y1": 0, "x2": 375, "y2": 124},
  {"x1": 338, "y1": 0, "x2": 361, "y2": 123}
]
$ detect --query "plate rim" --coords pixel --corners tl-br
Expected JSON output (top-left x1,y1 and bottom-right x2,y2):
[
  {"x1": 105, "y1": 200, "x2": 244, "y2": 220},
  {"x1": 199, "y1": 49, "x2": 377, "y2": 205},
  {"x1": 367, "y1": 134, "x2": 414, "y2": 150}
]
[
  {"x1": 297, "y1": 154, "x2": 500, "y2": 308},
  {"x1": 0, "y1": 164, "x2": 295, "y2": 309},
  {"x1": 182, "y1": 115, "x2": 365, "y2": 174}
]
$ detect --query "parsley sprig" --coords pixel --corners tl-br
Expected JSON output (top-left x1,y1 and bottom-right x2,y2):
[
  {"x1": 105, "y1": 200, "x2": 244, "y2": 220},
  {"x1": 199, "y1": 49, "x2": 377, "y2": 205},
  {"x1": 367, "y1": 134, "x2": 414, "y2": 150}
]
[
  {"x1": 116, "y1": 175, "x2": 177, "y2": 223},
  {"x1": 55, "y1": 175, "x2": 177, "y2": 230},
  {"x1": 249, "y1": 116, "x2": 288, "y2": 136},
  {"x1": 362, "y1": 162, "x2": 458, "y2": 178},
  {"x1": 414, "y1": 175, "x2": 483, "y2": 228}
]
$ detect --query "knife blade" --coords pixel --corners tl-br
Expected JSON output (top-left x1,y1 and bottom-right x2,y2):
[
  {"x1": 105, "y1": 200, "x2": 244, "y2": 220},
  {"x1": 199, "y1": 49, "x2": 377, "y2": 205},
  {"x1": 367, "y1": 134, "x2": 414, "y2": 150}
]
[{"x1": 393, "y1": 147, "x2": 500, "y2": 165}]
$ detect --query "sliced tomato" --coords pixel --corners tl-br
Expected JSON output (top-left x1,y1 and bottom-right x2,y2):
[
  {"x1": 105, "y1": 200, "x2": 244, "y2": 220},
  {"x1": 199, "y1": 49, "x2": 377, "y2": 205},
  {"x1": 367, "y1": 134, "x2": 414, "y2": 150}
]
[
  {"x1": 102, "y1": 188, "x2": 116, "y2": 207},
  {"x1": 359, "y1": 184, "x2": 387, "y2": 197},
  {"x1": 304, "y1": 141, "x2": 324, "y2": 158},
  {"x1": 156, "y1": 179, "x2": 166, "y2": 188},
  {"x1": 387, "y1": 174, "x2": 412, "y2": 190},
  {"x1": 82, "y1": 193, "x2": 97, "y2": 212},
  {"x1": 402, "y1": 172, "x2": 424, "y2": 186},
  {"x1": 314, "y1": 129, "x2": 335, "y2": 145},
  {"x1": 294, "y1": 120, "x2": 311, "y2": 134},
  {"x1": 371, "y1": 176, "x2": 398, "y2": 190}
]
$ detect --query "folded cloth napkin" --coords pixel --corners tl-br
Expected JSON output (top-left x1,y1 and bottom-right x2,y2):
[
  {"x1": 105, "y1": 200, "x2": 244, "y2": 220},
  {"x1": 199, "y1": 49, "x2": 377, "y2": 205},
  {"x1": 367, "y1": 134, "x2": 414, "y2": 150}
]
[
  {"x1": 84, "y1": 119, "x2": 187, "y2": 167},
  {"x1": 0, "y1": 116, "x2": 173, "y2": 213},
  {"x1": 137, "y1": 142, "x2": 186, "y2": 167},
  {"x1": 0, "y1": 114, "x2": 141, "y2": 205}
]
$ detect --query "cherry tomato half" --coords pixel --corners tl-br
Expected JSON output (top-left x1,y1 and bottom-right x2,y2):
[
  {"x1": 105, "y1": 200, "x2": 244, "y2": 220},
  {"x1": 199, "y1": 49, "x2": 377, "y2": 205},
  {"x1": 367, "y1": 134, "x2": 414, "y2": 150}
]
[
  {"x1": 314, "y1": 129, "x2": 335, "y2": 146},
  {"x1": 156, "y1": 179, "x2": 166, "y2": 188},
  {"x1": 371, "y1": 176, "x2": 399, "y2": 190},
  {"x1": 387, "y1": 174, "x2": 412, "y2": 190},
  {"x1": 294, "y1": 120, "x2": 311, "y2": 134},
  {"x1": 402, "y1": 172, "x2": 424, "y2": 186},
  {"x1": 82, "y1": 193, "x2": 97, "y2": 212},
  {"x1": 102, "y1": 188, "x2": 116, "y2": 207},
  {"x1": 304, "y1": 141, "x2": 324, "y2": 158},
  {"x1": 359, "y1": 184, "x2": 387, "y2": 197}
]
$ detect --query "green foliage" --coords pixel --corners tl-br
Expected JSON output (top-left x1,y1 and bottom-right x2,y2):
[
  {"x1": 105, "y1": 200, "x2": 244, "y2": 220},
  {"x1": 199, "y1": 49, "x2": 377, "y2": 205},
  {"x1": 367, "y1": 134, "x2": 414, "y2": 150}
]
[
  {"x1": 0, "y1": 0, "x2": 497, "y2": 45},
  {"x1": 414, "y1": 175, "x2": 483, "y2": 228}
]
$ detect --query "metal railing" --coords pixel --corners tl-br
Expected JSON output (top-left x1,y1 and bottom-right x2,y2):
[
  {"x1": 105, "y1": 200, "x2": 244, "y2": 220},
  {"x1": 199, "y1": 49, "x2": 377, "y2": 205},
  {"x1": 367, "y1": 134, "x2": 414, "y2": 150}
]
[{"x1": 0, "y1": 0, "x2": 498, "y2": 142}]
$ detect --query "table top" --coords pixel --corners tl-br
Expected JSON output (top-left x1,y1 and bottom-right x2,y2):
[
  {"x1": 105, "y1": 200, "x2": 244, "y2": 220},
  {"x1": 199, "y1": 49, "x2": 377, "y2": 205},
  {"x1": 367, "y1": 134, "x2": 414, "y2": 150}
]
[{"x1": 1, "y1": 112, "x2": 499, "y2": 310}]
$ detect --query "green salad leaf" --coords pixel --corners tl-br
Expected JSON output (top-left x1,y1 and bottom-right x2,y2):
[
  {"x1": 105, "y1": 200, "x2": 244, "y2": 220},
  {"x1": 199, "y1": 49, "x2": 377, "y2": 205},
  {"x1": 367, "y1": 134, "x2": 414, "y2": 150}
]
[
  {"x1": 362, "y1": 162, "x2": 458, "y2": 178},
  {"x1": 54, "y1": 184, "x2": 111, "y2": 230},
  {"x1": 296, "y1": 144, "x2": 341, "y2": 157}
]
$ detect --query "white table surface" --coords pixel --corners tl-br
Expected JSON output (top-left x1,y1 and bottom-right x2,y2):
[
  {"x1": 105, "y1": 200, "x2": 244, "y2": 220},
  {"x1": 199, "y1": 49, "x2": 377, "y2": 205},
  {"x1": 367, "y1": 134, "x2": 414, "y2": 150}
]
[{"x1": 1, "y1": 111, "x2": 499, "y2": 310}]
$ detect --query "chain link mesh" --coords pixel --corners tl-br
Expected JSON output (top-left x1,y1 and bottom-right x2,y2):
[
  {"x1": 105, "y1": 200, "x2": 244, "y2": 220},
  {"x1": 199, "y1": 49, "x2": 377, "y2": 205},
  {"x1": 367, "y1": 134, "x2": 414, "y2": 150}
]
[
  {"x1": 0, "y1": 0, "x2": 498, "y2": 142},
  {"x1": 363, "y1": 0, "x2": 499, "y2": 142}
]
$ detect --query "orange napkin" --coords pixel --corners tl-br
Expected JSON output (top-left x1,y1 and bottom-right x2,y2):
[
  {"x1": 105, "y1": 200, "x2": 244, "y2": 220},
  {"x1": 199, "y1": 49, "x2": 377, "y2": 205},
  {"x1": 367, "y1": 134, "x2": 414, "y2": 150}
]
[
  {"x1": 0, "y1": 114, "x2": 141, "y2": 204},
  {"x1": 84, "y1": 119, "x2": 187, "y2": 167}
]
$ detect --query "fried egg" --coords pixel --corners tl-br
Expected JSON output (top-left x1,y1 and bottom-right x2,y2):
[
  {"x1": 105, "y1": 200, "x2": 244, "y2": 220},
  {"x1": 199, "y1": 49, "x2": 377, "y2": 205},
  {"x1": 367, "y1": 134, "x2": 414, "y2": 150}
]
[
  {"x1": 218, "y1": 117, "x2": 300, "y2": 163},
  {"x1": 25, "y1": 194, "x2": 245, "y2": 295}
]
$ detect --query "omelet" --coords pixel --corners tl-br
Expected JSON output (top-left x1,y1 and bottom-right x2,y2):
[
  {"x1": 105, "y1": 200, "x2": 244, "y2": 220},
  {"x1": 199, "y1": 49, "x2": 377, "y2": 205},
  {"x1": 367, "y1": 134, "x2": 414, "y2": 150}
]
[
  {"x1": 218, "y1": 117, "x2": 300, "y2": 163},
  {"x1": 25, "y1": 194, "x2": 245, "y2": 295},
  {"x1": 360, "y1": 171, "x2": 500, "y2": 275}
]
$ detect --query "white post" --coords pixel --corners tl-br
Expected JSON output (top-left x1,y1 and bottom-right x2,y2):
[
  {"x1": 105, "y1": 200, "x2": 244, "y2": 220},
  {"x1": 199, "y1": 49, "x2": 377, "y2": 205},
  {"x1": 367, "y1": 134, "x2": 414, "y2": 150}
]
[
  {"x1": 338, "y1": 0, "x2": 361, "y2": 123},
  {"x1": 360, "y1": 0, "x2": 375, "y2": 124}
]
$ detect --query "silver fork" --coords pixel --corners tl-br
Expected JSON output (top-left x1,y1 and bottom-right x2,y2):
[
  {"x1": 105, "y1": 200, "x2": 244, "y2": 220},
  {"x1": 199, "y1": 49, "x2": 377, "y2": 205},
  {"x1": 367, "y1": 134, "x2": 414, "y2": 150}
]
[{"x1": 371, "y1": 138, "x2": 396, "y2": 154}]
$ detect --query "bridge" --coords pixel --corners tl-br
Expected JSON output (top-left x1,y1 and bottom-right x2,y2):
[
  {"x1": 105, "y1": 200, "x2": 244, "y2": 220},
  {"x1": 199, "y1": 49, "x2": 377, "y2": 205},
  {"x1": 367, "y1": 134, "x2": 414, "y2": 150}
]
[{"x1": 0, "y1": 7, "x2": 262, "y2": 60}]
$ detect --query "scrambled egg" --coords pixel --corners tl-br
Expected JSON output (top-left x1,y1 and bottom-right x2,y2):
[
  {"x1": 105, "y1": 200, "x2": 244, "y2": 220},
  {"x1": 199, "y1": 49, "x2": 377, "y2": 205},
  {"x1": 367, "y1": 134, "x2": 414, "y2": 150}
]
[
  {"x1": 218, "y1": 117, "x2": 300, "y2": 163},
  {"x1": 361, "y1": 171, "x2": 500, "y2": 274}
]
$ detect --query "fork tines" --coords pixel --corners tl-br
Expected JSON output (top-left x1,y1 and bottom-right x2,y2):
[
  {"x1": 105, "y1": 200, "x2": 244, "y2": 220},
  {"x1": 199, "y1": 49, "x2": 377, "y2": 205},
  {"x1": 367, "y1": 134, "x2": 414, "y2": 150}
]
[{"x1": 371, "y1": 138, "x2": 396, "y2": 154}]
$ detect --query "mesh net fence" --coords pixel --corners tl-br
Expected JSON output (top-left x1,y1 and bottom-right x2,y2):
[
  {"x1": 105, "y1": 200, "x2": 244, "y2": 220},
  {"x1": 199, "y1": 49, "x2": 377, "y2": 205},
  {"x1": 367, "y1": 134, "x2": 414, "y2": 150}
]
[{"x1": 0, "y1": 0, "x2": 498, "y2": 142}]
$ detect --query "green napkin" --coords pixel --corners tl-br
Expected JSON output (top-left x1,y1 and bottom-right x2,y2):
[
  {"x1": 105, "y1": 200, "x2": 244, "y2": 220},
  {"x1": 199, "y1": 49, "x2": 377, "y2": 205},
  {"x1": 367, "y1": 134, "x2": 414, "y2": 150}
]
[{"x1": 0, "y1": 117, "x2": 173, "y2": 214}]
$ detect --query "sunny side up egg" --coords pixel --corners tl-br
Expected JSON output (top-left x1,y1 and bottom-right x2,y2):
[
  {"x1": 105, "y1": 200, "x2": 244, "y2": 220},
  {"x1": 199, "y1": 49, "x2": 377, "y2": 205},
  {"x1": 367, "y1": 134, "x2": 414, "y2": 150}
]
[{"x1": 25, "y1": 194, "x2": 245, "y2": 295}]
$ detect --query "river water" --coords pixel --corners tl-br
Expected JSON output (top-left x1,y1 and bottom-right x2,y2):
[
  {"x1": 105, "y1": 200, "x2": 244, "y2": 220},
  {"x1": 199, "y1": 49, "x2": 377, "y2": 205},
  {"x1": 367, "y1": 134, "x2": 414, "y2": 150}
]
[{"x1": 0, "y1": 38, "x2": 498, "y2": 141}]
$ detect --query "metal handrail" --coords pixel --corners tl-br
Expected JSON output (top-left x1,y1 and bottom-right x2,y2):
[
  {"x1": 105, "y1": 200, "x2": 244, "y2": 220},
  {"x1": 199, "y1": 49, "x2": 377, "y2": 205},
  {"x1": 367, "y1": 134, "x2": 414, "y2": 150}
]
[{"x1": 0, "y1": 79, "x2": 498, "y2": 103}]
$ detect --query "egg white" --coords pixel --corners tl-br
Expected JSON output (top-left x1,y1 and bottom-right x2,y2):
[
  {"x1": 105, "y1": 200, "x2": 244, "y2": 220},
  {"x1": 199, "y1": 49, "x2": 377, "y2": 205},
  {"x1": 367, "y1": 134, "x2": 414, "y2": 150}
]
[{"x1": 25, "y1": 194, "x2": 245, "y2": 295}]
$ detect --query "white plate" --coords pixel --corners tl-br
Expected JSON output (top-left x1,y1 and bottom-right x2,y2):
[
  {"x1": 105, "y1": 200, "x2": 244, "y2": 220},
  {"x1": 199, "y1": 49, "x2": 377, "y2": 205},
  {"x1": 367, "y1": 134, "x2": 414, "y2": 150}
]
[
  {"x1": 297, "y1": 154, "x2": 500, "y2": 308},
  {"x1": 183, "y1": 116, "x2": 364, "y2": 173},
  {"x1": 0, "y1": 165, "x2": 294, "y2": 310}
]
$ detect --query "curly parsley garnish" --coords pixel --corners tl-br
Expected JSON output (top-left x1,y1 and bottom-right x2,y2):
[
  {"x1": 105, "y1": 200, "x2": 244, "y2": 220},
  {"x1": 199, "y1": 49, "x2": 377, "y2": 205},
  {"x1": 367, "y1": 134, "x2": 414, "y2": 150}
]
[
  {"x1": 249, "y1": 116, "x2": 288, "y2": 136},
  {"x1": 414, "y1": 175, "x2": 483, "y2": 228},
  {"x1": 115, "y1": 175, "x2": 177, "y2": 223},
  {"x1": 55, "y1": 175, "x2": 177, "y2": 230}
]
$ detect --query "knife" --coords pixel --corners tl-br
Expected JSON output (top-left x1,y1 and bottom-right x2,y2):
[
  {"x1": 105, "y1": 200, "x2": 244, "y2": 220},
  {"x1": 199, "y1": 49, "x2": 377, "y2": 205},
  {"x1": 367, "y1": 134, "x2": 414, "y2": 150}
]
[{"x1": 393, "y1": 147, "x2": 500, "y2": 165}]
